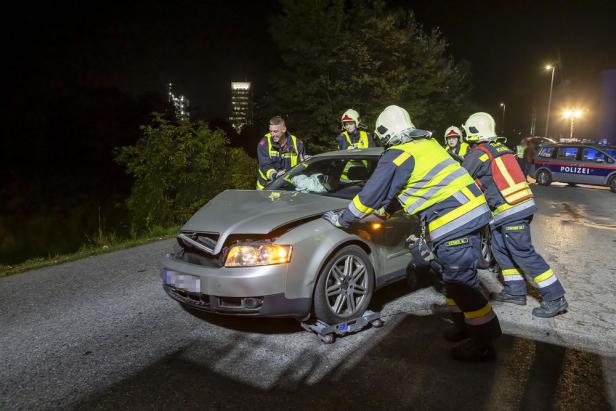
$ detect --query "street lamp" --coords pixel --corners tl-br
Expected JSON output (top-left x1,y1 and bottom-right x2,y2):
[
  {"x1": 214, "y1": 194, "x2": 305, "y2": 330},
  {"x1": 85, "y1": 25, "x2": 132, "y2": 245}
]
[
  {"x1": 562, "y1": 109, "x2": 583, "y2": 139},
  {"x1": 544, "y1": 64, "x2": 556, "y2": 137},
  {"x1": 499, "y1": 102, "x2": 506, "y2": 134}
]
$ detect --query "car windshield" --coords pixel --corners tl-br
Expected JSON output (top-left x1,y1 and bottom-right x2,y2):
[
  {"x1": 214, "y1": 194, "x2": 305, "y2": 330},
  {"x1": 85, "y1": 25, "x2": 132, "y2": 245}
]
[{"x1": 266, "y1": 156, "x2": 379, "y2": 199}]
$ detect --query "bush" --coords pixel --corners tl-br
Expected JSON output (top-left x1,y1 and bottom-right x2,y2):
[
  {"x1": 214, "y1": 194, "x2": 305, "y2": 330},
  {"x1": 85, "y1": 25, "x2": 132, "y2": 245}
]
[{"x1": 115, "y1": 114, "x2": 257, "y2": 234}]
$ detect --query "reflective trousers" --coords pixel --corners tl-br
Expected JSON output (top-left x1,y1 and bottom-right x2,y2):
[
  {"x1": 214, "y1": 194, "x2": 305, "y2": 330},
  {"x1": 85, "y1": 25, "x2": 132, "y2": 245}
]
[
  {"x1": 490, "y1": 218, "x2": 565, "y2": 301},
  {"x1": 434, "y1": 232, "x2": 501, "y2": 344}
]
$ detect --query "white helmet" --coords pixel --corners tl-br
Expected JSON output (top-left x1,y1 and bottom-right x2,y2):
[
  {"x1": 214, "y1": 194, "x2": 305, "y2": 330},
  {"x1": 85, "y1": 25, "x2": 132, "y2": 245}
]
[
  {"x1": 341, "y1": 109, "x2": 360, "y2": 128},
  {"x1": 444, "y1": 126, "x2": 463, "y2": 144},
  {"x1": 374, "y1": 105, "x2": 431, "y2": 146},
  {"x1": 462, "y1": 112, "x2": 497, "y2": 143}
]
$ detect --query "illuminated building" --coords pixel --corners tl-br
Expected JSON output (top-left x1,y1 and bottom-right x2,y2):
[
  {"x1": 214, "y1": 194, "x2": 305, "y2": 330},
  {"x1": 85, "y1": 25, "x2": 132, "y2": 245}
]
[{"x1": 229, "y1": 81, "x2": 253, "y2": 133}]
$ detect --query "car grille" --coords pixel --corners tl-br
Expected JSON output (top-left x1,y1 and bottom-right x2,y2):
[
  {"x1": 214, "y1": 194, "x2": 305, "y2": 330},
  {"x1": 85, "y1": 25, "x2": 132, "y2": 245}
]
[{"x1": 178, "y1": 231, "x2": 219, "y2": 255}]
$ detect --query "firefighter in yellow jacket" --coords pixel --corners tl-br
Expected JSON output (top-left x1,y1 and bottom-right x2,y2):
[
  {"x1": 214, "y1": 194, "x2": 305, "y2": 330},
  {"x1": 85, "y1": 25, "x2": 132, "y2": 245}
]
[
  {"x1": 462, "y1": 112, "x2": 568, "y2": 317},
  {"x1": 444, "y1": 125, "x2": 470, "y2": 162},
  {"x1": 323, "y1": 106, "x2": 501, "y2": 361}
]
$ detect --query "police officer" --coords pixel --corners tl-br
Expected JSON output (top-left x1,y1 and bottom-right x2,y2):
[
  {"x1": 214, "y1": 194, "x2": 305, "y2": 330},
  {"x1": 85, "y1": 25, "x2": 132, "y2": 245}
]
[
  {"x1": 461, "y1": 112, "x2": 568, "y2": 317},
  {"x1": 336, "y1": 109, "x2": 375, "y2": 150},
  {"x1": 256, "y1": 116, "x2": 308, "y2": 190},
  {"x1": 444, "y1": 126, "x2": 470, "y2": 162},
  {"x1": 323, "y1": 105, "x2": 501, "y2": 361}
]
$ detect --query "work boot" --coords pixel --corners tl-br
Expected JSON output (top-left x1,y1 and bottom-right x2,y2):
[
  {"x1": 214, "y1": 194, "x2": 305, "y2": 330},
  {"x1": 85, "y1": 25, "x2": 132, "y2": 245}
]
[
  {"x1": 443, "y1": 326, "x2": 469, "y2": 343},
  {"x1": 450, "y1": 339, "x2": 496, "y2": 362},
  {"x1": 491, "y1": 291, "x2": 527, "y2": 306},
  {"x1": 532, "y1": 296, "x2": 568, "y2": 318},
  {"x1": 442, "y1": 312, "x2": 468, "y2": 342}
]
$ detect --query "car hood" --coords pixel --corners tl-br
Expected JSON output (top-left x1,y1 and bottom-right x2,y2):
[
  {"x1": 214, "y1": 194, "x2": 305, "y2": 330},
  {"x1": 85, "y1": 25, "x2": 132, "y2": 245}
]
[{"x1": 181, "y1": 190, "x2": 349, "y2": 254}]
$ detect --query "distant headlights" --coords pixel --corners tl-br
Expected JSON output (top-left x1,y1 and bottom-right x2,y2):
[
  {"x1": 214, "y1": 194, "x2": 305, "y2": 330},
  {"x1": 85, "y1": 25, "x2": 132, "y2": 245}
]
[{"x1": 225, "y1": 244, "x2": 292, "y2": 267}]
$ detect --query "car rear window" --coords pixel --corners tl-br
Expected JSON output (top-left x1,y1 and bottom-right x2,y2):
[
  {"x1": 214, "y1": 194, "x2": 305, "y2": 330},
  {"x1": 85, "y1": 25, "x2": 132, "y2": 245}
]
[
  {"x1": 556, "y1": 147, "x2": 578, "y2": 160},
  {"x1": 581, "y1": 148, "x2": 606, "y2": 162},
  {"x1": 538, "y1": 147, "x2": 555, "y2": 158}
]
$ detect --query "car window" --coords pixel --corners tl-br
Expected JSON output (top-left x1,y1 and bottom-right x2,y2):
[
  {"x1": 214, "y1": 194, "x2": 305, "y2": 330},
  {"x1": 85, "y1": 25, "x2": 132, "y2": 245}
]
[
  {"x1": 266, "y1": 157, "x2": 379, "y2": 199},
  {"x1": 581, "y1": 148, "x2": 606, "y2": 162},
  {"x1": 556, "y1": 147, "x2": 578, "y2": 160},
  {"x1": 607, "y1": 148, "x2": 616, "y2": 158},
  {"x1": 538, "y1": 147, "x2": 555, "y2": 158}
]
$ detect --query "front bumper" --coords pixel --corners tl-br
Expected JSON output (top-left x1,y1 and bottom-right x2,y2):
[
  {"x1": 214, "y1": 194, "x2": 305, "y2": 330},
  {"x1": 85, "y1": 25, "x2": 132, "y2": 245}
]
[{"x1": 160, "y1": 253, "x2": 311, "y2": 318}]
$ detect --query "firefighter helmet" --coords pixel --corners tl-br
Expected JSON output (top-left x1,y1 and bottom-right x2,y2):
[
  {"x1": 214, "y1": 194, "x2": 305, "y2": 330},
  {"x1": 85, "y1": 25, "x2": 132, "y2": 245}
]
[
  {"x1": 341, "y1": 109, "x2": 360, "y2": 126},
  {"x1": 462, "y1": 112, "x2": 497, "y2": 143},
  {"x1": 374, "y1": 105, "x2": 431, "y2": 146},
  {"x1": 444, "y1": 126, "x2": 463, "y2": 144}
]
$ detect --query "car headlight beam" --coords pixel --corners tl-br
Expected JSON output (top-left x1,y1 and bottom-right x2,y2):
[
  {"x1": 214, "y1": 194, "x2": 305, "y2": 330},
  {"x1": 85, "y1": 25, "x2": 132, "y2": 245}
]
[{"x1": 225, "y1": 244, "x2": 292, "y2": 267}]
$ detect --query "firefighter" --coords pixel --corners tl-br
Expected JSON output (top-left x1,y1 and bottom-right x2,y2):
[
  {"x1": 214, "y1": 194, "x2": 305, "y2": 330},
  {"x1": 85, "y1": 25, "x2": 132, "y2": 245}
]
[
  {"x1": 336, "y1": 109, "x2": 375, "y2": 183},
  {"x1": 322, "y1": 105, "x2": 501, "y2": 361},
  {"x1": 336, "y1": 109, "x2": 375, "y2": 150},
  {"x1": 461, "y1": 112, "x2": 568, "y2": 317},
  {"x1": 444, "y1": 126, "x2": 470, "y2": 161},
  {"x1": 256, "y1": 116, "x2": 308, "y2": 190}
]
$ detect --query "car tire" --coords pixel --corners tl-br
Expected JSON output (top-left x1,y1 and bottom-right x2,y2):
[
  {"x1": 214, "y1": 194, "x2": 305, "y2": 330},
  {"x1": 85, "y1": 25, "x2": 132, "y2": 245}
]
[
  {"x1": 536, "y1": 169, "x2": 552, "y2": 186},
  {"x1": 478, "y1": 226, "x2": 495, "y2": 269},
  {"x1": 313, "y1": 245, "x2": 375, "y2": 324},
  {"x1": 610, "y1": 176, "x2": 616, "y2": 193}
]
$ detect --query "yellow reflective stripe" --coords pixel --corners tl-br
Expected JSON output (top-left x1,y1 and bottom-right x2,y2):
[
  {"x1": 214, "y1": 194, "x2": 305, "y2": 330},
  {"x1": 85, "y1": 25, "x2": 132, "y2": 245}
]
[
  {"x1": 479, "y1": 153, "x2": 490, "y2": 162},
  {"x1": 256, "y1": 180, "x2": 265, "y2": 190},
  {"x1": 494, "y1": 157, "x2": 516, "y2": 186},
  {"x1": 505, "y1": 189, "x2": 533, "y2": 203},
  {"x1": 502, "y1": 268, "x2": 522, "y2": 275},
  {"x1": 501, "y1": 182, "x2": 529, "y2": 196},
  {"x1": 352, "y1": 196, "x2": 374, "y2": 214},
  {"x1": 393, "y1": 152, "x2": 411, "y2": 166},
  {"x1": 290, "y1": 135, "x2": 299, "y2": 167},
  {"x1": 493, "y1": 201, "x2": 514, "y2": 215},
  {"x1": 402, "y1": 163, "x2": 462, "y2": 209},
  {"x1": 344, "y1": 131, "x2": 353, "y2": 146},
  {"x1": 464, "y1": 303, "x2": 493, "y2": 319},
  {"x1": 534, "y1": 269, "x2": 554, "y2": 283},
  {"x1": 428, "y1": 195, "x2": 486, "y2": 232},
  {"x1": 447, "y1": 298, "x2": 456, "y2": 306},
  {"x1": 460, "y1": 187, "x2": 473, "y2": 200},
  {"x1": 459, "y1": 143, "x2": 469, "y2": 156}
]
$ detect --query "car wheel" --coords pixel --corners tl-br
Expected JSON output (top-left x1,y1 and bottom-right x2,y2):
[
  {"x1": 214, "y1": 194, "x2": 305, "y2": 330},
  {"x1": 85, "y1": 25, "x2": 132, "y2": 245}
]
[
  {"x1": 536, "y1": 169, "x2": 552, "y2": 186},
  {"x1": 610, "y1": 176, "x2": 616, "y2": 193},
  {"x1": 478, "y1": 226, "x2": 495, "y2": 269},
  {"x1": 313, "y1": 245, "x2": 375, "y2": 324}
]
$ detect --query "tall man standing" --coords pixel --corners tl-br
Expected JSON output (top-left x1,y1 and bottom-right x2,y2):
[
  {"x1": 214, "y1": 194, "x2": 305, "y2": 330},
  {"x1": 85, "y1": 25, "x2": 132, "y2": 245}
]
[
  {"x1": 256, "y1": 116, "x2": 307, "y2": 190},
  {"x1": 461, "y1": 112, "x2": 568, "y2": 317},
  {"x1": 323, "y1": 105, "x2": 501, "y2": 361}
]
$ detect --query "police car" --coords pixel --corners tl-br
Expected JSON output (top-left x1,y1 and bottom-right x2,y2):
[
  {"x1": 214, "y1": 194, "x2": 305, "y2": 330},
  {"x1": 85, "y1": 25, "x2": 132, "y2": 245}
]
[{"x1": 531, "y1": 143, "x2": 616, "y2": 192}]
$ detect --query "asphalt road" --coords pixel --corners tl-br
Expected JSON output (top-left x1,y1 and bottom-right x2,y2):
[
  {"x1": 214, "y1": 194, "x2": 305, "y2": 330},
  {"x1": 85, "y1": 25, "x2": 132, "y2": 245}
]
[{"x1": 1, "y1": 183, "x2": 615, "y2": 410}]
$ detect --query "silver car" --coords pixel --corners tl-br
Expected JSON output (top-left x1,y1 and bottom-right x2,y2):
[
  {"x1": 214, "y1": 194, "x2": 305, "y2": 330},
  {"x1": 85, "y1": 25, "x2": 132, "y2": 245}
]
[{"x1": 161, "y1": 148, "x2": 420, "y2": 324}]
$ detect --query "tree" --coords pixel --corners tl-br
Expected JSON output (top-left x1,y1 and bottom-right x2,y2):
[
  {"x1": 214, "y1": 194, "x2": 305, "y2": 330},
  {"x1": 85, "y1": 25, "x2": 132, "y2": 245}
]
[
  {"x1": 115, "y1": 114, "x2": 256, "y2": 234},
  {"x1": 267, "y1": 0, "x2": 472, "y2": 151}
]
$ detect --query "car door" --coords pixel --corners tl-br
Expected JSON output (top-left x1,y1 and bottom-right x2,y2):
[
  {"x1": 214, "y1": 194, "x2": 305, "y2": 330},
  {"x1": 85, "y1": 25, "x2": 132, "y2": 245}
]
[
  {"x1": 579, "y1": 146, "x2": 616, "y2": 185},
  {"x1": 554, "y1": 146, "x2": 582, "y2": 183}
]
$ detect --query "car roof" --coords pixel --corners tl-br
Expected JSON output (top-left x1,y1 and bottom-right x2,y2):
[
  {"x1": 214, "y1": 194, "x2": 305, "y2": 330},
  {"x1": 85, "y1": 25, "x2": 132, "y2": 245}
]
[{"x1": 311, "y1": 147, "x2": 385, "y2": 158}]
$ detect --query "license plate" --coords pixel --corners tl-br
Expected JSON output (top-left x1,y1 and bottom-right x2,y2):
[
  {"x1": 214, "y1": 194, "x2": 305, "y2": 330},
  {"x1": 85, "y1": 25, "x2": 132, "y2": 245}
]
[{"x1": 164, "y1": 270, "x2": 201, "y2": 293}]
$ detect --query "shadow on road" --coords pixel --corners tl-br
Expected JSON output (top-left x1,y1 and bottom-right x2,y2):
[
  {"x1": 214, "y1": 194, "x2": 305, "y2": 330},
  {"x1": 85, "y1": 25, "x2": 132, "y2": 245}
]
[{"x1": 69, "y1": 313, "x2": 611, "y2": 410}]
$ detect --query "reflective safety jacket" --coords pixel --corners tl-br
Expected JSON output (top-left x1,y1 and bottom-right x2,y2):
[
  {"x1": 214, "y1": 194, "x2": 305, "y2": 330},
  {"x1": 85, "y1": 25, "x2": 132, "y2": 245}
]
[
  {"x1": 337, "y1": 130, "x2": 375, "y2": 182},
  {"x1": 336, "y1": 130, "x2": 374, "y2": 150},
  {"x1": 339, "y1": 138, "x2": 491, "y2": 244},
  {"x1": 463, "y1": 142, "x2": 537, "y2": 226},
  {"x1": 447, "y1": 142, "x2": 470, "y2": 159},
  {"x1": 256, "y1": 133, "x2": 305, "y2": 190}
]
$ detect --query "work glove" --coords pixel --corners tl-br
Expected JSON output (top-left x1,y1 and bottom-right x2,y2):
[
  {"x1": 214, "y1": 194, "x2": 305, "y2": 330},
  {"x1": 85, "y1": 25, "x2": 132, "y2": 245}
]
[
  {"x1": 374, "y1": 207, "x2": 390, "y2": 219},
  {"x1": 322, "y1": 210, "x2": 344, "y2": 227}
]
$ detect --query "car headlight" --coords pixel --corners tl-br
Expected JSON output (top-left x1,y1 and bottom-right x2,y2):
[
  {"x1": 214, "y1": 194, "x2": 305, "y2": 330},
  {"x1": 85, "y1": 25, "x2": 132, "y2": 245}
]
[{"x1": 225, "y1": 244, "x2": 292, "y2": 267}]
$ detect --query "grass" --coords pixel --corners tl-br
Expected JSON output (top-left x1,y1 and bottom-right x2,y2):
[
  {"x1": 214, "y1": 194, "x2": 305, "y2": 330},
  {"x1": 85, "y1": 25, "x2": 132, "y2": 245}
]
[{"x1": 0, "y1": 226, "x2": 179, "y2": 278}]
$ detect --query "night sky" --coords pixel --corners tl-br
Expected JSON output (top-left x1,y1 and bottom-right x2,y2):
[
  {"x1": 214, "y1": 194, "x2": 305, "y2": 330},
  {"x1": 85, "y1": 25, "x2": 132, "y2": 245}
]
[{"x1": 6, "y1": 0, "x2": 616, "y2": 138}]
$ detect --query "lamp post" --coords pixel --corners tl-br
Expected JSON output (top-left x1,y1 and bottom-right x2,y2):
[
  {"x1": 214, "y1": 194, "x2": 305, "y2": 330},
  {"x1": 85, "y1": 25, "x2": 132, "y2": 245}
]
[
  {"x1": 544, "y1": 64, "x2": 556, "y2": 137},
  {"x1": 562, "y1": 109, "x2": 583, "y2": 139},
  {"x1": 499, "y1": 102, "x2": 506, "y2": 135}
]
